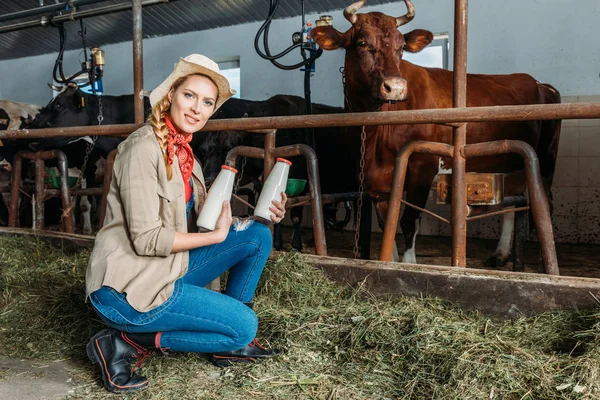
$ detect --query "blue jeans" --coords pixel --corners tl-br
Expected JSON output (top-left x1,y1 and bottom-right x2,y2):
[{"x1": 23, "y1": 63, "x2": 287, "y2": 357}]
[{"x1": 89, "y1": 201, "x2": 273, "y2": 353}]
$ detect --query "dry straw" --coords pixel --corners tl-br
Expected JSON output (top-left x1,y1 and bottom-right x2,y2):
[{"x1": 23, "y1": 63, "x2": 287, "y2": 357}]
[{"x1": 1, "y1": 236, "x2": 599, "y2": 399}]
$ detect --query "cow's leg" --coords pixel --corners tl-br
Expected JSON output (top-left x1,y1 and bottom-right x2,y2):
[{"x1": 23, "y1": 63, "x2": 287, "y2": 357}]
[
  {"x1": 483, "y1": 208, "x2": 514, "y2": 268},
  {"x1": 373, "y1": 199, "x2": 401, "y2": 262},
  {"x1": 398, "y1": 163, "x2": 436, "y2": 264},
  {"x1": 290, "y1": 206, "x2": 303, "y2": 251},
  {"x1": 512, "y1": 209, "x2": 527, "y2": 272},
  {"x1": 80, "y1": 178, "x2": 92, "y2": 235},
  {"x1": 399, "y1": 193, "x2": 427, "y2": 264}
]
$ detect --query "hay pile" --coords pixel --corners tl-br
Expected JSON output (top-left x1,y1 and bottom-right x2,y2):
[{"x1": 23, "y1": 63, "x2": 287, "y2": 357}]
[{"x1": 1, "y1": 235, "x2": 599, "y2": 399}]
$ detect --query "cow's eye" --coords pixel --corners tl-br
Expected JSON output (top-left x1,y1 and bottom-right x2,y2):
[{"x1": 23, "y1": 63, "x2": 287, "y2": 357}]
[
  {"x1": 356, "y1": 40, "x2": 366, "y2": 47},
  {"x1": 55, "y1": 104, "x2": 62, "y2": 109}
]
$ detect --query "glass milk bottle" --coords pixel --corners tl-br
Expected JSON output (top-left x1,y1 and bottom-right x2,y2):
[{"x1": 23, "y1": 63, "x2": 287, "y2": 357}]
[
  {"x1": 254, "y1": 158, "x2": 291, "y2": 223},
  {"x1": 196, "y1": 165, "x2": 238, "y2": 231}
]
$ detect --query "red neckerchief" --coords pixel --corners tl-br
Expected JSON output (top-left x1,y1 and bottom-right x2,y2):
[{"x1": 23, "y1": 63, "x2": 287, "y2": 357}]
[{"x1": 164, "y1": 115, "x2": 194, "y2": 201}]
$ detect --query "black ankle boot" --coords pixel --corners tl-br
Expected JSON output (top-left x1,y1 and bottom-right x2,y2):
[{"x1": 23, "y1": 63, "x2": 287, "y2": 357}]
[
  {"x1": 210, "y1": 338, "x2": 282, "y2": 368},
  {"x1": 125, "y1": 332, "x2": 162, "y2": 350},
  {"x1": 86, "y1": 328, "x2": 152, "y2": 393}
]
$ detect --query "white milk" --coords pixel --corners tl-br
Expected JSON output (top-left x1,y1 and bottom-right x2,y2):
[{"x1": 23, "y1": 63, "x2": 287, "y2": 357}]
[
  {"x1": 254, "y1": 158, "x2": 291, "y2": 223},
  {"x1": 196, "y1": 165, "x2": 238, "y2": 231}
]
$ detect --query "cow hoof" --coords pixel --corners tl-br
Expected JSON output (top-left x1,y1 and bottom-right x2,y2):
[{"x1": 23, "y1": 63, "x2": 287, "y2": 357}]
[
  {"x1": 274, "y1": 243, "x2": 283, "y2": 251},
  {"x1": 483, "y1": 254, "x2": 508, "y2": 268}
]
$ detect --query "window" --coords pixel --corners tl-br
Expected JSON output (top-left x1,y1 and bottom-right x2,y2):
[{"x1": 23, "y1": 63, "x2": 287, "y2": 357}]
[
  {"x1": 404, "y1": 34, "x2": 449, "y2": 69},
  {"x1": 217, "y1": 58, "x2": 240, "y2": 99}
]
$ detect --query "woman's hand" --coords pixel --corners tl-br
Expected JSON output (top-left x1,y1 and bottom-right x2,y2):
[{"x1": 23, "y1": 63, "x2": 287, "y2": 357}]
[
  {"x1": 269, "y1": 192, "x2": 288, "y2": 224},
  {"x1": 214, "y1": 200, "x2": 232, "y2": 242}
]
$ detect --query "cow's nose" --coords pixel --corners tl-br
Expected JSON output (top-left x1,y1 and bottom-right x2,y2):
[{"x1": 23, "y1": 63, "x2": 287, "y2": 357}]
[{"x1": 380, "y1": 77, "x2": 408, "y2": 101}]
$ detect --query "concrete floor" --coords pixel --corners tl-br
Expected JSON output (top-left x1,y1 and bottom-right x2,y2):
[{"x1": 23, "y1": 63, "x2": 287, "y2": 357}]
[
  {"x1": 0, "y1": 356, "x2": 74, "y2": 400},
  {"x1": 278, "y1": 226, "x2": 600, "y2": 279}
]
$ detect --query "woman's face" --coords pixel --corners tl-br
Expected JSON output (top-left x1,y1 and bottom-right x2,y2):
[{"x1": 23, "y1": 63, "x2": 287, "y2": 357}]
[{"x1": 168, "y1": 75, "x2": 218, "y2": 134}]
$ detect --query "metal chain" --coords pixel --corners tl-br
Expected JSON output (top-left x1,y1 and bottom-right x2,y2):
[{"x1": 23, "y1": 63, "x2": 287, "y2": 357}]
[
  {"x1": 339, "y1": 67, "x2": 354, "y2": 112},
  {"x1": 75, "y1": 95, "x2": 102, "y2": 189},
  {"x1": 341, "y1": 66, "x2": 366, "y2": 258},
  {"x1": 353, "y1": 126, "x2": 367, "y2": 258},
  {"x1": 233, "y1": 156, "x2": 247, "y2": 195}
]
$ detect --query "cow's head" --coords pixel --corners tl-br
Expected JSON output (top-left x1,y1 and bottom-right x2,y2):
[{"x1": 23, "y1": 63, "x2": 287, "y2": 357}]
[
  {"x1": 311, "y1": 0, "x2": 433, "y2": 107},
  {"x1": 29, "y1": 85, "x2": 90, "y2": 128}
]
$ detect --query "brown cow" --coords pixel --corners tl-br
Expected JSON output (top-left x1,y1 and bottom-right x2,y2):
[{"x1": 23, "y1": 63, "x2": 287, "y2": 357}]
[{"x1": 311, "y1": 0, "x2": 561, "y2": 266}]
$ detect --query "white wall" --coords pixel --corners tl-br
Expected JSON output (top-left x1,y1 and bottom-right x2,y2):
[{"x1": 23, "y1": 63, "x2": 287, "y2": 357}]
[{"x1": 1, "y1": 0, "x2": 599, "y2": 106}]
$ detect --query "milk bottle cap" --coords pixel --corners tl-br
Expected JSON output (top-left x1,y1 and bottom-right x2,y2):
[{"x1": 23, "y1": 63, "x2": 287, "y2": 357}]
[
  {"x1": 221, "y1": 165, "x2": 238, "y2": 173},
  {"x1": 276, "y1": 158, "x2": 292, "y2": 166}
]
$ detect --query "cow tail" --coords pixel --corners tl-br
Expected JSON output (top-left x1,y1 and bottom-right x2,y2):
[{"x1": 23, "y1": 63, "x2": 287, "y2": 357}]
[{"x1": 536, "y1": 83, "x2": 562, "y2": 214}]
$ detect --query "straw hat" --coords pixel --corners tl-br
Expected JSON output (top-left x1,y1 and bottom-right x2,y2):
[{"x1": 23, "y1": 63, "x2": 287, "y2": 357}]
[{"x1": 150, "y1": 54, "x2": 236, "y2": 110}]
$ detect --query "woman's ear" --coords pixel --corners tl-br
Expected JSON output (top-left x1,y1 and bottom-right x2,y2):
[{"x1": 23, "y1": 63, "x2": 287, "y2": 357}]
[{"x1": 167, "y1": 88, "x2": 174, "y2": 103}]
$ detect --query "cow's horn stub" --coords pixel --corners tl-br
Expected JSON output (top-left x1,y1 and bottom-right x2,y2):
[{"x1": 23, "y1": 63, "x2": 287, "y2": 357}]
[
  {"x1": 343, "y1": 0, "x2": 365, "y2": 25},
  {"x1": 47, "y1": 82, "x2": 63, "y2": 91},
  {"x1": 396, "y1": 0, "x2": 415, "y2": 27}
]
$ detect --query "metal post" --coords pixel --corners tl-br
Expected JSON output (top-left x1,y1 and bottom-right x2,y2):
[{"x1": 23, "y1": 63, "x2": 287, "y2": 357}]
[
  {"x1": 272, "y1": 144, "x2": 327, "y2": 256},
  {"x1": 132, "y1": 0, "x2": 145, "y2": 124},
  {"x1": 380, "y1": 141, "x2": 454, "y2": 261},
  {"x1": 451, "y1": 0, "x2": 469, "y2": 267},
  {"x1": 464, "y1": 140, "x2": 559, "y2": 275},
  {"x1": 263, "y1": 130, "x2": 276, "y2": 179}
]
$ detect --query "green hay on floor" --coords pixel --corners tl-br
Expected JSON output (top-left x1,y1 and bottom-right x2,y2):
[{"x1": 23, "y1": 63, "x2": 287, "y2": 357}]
[{"x1": 1, "y1": 235, "x2": 600, "y2": 399}]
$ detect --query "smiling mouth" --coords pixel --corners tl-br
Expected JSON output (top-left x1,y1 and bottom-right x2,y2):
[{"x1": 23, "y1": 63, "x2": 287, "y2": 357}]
[{"x1": 185, "y1": 114, "x2": 200, "y2": 124}]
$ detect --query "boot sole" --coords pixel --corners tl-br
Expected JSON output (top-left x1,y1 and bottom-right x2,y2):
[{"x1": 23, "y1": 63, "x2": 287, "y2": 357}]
[{"x1": 86, "y1": 337, "x2": 149, "y2": 394}]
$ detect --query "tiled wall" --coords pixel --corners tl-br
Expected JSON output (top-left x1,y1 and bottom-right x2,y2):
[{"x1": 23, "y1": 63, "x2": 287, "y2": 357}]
[
  {"x1": 552, "y1": 95, "x2": 600, "y2": 244},
  {"x1": 286, "y1": 95, "x2": 600, "y2": 245}
]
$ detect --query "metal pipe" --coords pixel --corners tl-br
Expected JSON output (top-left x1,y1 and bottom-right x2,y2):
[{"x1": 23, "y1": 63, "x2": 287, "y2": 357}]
[
  {"x1": 34, "y1": 159, "x2": 45, "y2": 230},
  {"x1": 272, "y1": 144, "x2": 327, "y2": 256},
  {"x1": 286, "y1": 192, "x2": 360, "y2": 207},
  {"x1": 464, "y1": 140, "x2": 559, "y2": 275},
  {"x1": 401, "y1": 199, "x2": 450, "y2": 224},
  {"x1": 0, "y1": 0, "x2": 105, "y2": 23},
  {"x1": 54, "y1": 150, "x2": 75, "y2": 233},
  {"x1": 132, "y1": 0, "x2": 145, "y2": 124},
  {"x1": 223, "y1": 143, "x2": 328, "y2": 256},
  {"x1": 0, "y1": 0, "x2": 172, "y2": 35},
  {"x1": 1, "y1": 124, "x2": 140, "y2": 140},
  {"x1": 8, "y1": 150, "x2": 74, "y2": 233},
  {"x1": 8, "y1": 154, "x2": 23, "y2": 228},
  {"x1": 467, "y1": 195, "x2": 528, "y2": 216},
  {"x1": 224, "y1": 146, "x2": 265, "y2": 168},
  {"x1": 451, "y1": 0, "x2": 469, "y2": 267},
  {"x1": 263, "y1": 130, "x2": 276, "y2": 181},
  {"x1": 380, "y1": 141, "x2": 454, "y2": 261},
  {"x1": 466, "y1": 206, "x2": 530, "y2": 222},
  {"x1": 4, "y1": 102, "x2": 600, "y2": 141}
]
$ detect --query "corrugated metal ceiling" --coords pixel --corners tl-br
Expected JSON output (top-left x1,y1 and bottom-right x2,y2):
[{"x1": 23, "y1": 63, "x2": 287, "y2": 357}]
[{"x1": 0, "y1": 0, "x2": 397, "y2": 61}]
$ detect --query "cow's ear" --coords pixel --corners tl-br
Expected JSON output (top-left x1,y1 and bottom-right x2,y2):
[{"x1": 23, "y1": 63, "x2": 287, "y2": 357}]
[
  {"x1": 403, "y1": 29, "x2": 434, "y2": 53},
  {"x1": 311, "y1": 26, "x2": 349, "y2": 50}
]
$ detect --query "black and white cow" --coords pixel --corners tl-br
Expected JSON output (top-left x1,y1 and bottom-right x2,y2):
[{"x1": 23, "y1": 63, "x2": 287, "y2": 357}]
[
  {"x1": 0, "y1": 100, "x2": 41, "y2": 131},
  {"x1": 23, "y1": 86, "x2": 151, "y2": 233},
  {"x1": 0, "y1": 100, "x2": 42, "y2": 225}
]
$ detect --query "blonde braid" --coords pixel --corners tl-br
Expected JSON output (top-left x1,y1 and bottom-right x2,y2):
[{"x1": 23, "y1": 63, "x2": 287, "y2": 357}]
[{"x1": 148, "y1": 97, "x2": 173, "y2": 180}]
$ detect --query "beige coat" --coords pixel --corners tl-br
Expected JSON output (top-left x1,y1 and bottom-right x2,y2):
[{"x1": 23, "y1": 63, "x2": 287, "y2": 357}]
[{"x1": 85, "y1": 125, "x2": 207, "y2": 312}]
